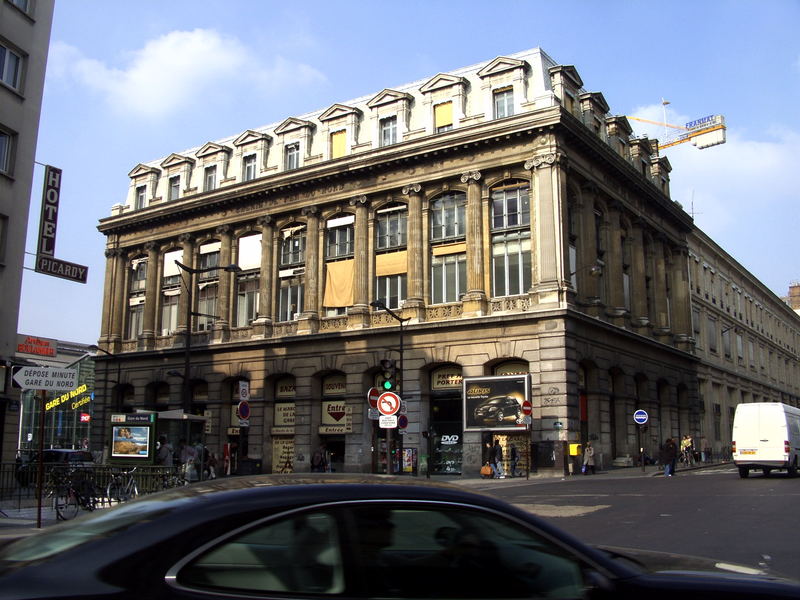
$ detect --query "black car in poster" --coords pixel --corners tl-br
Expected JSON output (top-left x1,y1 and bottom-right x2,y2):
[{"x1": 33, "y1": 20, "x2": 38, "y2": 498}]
[{"x1": 472, "y1": 393, "x2": 523, "y2": 426}]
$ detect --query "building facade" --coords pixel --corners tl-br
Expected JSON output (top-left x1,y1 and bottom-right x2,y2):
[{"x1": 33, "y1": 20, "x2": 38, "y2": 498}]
[
  {"x1": 95, "y1": 48, "x2": 799, "y2": 476},
  {"x1": 0, "y1": 0, "x2": 55, "y2": 463}
]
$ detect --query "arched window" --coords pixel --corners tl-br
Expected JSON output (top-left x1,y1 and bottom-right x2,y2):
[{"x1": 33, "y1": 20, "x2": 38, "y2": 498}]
[
  {"x1": 430, "y1": 192, "x2": 466, "y2": 242},
  {"x1": 278, "y1": 225, "x2": 306, "y2": 321},
  {"x1": 490, "y1": 181, "x2": 531, "y2": 297}
]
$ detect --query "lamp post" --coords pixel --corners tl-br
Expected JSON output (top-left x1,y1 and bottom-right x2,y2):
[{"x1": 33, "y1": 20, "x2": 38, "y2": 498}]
[
  {"x1": 174, "y1": 260, "x2": 241, "y2": 413},
  {"x1": 370, "y1": 300, "x2": 410, "y2": 475}
]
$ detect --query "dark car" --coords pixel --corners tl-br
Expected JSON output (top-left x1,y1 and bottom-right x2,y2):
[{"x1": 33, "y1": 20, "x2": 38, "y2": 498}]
[
  {"x1": 15, "y1": 449, "x2": 94, "y2": 487},
  {"x1": 0, "y1": 474, "x2": 798, "y2": 599},
  {"x1": 472, "y1": 393, "x2": 522, "y2": 425}
]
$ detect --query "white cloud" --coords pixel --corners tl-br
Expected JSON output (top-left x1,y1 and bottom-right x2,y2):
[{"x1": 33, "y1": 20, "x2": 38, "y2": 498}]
[{"x1": 49, "y1": 29, "x2": 326, "y2": 119}]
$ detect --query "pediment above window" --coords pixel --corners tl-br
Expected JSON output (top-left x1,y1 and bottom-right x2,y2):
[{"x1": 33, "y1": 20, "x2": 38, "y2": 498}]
[
  {"x1": 367, "y1": 88, "x2": 413, "y2": 109},
  {"x1": 128, "y1": 164, "x2": 160, "y2": 179},
  {"x1": 477, "y1": 56, "x2": 528, "y2": 79},
  {"x1": 196, "y1": 142, "x2": 232, "y2": 159},
  {"x1": 274, "y1": 117, "x2": 315, "y2": 135},
  {"x1": 548, "y1": 65, "x2": 583, "y2": 88},
  {"x1": 234, "y1": 130, "x2": 271, "y2": 147},
  {"x1": 419, "y1": 73, "x2": 468, "y2": 94},
  {"x1": 319, "y1": 103, "x2": 362, "y2": 122},
  {"x1": 160, "y1": 153, "x2": 195, "y2": 169},
  {"x1": 579, "y1": 92, "x2": 610, "y2": 115}
]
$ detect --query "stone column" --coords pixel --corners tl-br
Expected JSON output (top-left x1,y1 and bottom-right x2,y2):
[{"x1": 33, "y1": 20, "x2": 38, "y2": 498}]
[
  {"x1": 605, "y1": 206, "x2": 626, "y2": 325},
  {"x1": 348, "y1": 195, "x2": 370, "y2": 329},
  {"x1": 253, "y1": 216, "x2": 274, "y2": 338},
  {"x1": 214, "y1": 226, "x2": 233, "y2": 341},
  {"x1": 110, "y1": 249, "x2": 127, "y2": 348},
  {"x1": 525, "y1": 147, "x2": 568, "y2": 309},
  {"x1": 298, "y1": 206, "x2": 320, "y2": 334},
  {"x1": 671, "y1": 246, "x2": 693, "y2": 350},
  {"x1": 402, "y1": 183, "x2": 425, "y2": 321},
  {"x1": 100, "y1": 248, "x2": 123, "y2": 347},
  {"x1": 577, "y1": 184, "x2": 601, "y2": 312},
  {"x1": 461, "y1": 170, "x2": 487, "y2": 316},
  {"x1": 630, "y1": 221, "x2": 649, "y2": 329},
  {"x1": 177, "y1": 233, "x2": 195, "y2": 333},
  {"x1": 141, "y1": 241, "x2": 160, "y2": 349},
  {"x1": 652, "y1": 237, "x2": 670, "y2": 337}
]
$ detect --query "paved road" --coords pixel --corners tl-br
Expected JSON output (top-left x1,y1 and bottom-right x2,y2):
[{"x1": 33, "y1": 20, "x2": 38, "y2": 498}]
[{"x1": 475, "y1": 465, "x2": 800, "y2": 580}]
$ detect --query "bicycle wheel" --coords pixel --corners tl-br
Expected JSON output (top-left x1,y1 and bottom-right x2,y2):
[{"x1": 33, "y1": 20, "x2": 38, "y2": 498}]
[
  {"x1": 107, "y1": 479, "x2": 128, "y2": 504},
  {"x1": 55, "y1": 491, "x2": 79, "y2": 520}
]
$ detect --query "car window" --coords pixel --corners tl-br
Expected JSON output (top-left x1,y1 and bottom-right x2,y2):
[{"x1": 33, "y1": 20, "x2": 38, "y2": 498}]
[
  {"x1": 346, "y1": 503, "x2": 587, "y2": 599},
  {"x1": 175, "y1": 511, "x2": 343, "y2": 594}
]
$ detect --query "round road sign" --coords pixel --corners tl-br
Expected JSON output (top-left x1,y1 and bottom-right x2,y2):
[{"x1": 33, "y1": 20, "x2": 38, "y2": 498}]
[
  {"x1": 377, "y1": 391, "x2": 401, "y2": 416},
  {"x1": 238, "y1": 400, "x2": 251, "y2": 420},
  {"x1": 633, "y1": 409, "x2": 649, "y2": 425},
  {"x1": 521, "y1": 400, "x2": 532, "y2": 416},
  {"x1": 367, "y1": 387, "x2": 381, "y2": 409}
]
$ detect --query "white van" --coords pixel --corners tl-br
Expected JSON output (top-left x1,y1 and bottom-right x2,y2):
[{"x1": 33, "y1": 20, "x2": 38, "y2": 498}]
[{"x1": 732, "y1": 402, "x2": 800, "y2": 478}]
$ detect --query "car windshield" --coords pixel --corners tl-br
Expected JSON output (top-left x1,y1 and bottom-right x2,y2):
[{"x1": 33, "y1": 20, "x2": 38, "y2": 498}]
[{"x1": 0, "y1": 495, "x2": 193, "y2": 566}]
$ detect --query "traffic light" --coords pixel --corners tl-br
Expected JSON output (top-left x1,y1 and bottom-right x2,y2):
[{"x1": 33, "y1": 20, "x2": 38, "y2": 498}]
[{"x1": 379, "y1": 359, "x2": 397, "y2": 392}]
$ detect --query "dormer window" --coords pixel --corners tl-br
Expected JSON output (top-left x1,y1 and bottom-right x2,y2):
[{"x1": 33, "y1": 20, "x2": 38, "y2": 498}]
[
  {"x1": 434, "y1": 102, "x2": 453, "y2": 133},
  {"x1": 285, "y1": 143, "x2": 299, "y2": 170},
  {"x1": 243, "y1": 154, "x2": 257, "y2": 181},
  {"x1": 135, "y1": 185, "x2": 146, "y2": 210},
  {"x1": 330, "y1": 130, "x2": 346, "y2": 159},
  {"x1": 168, "y1": 176, "x2": 180, "y2": 201},
  {"x1": 380, "y1": 116, "x2": 397, "y2": 147},
  {"x1": 204, "y1": 166, "x2": 217, "y2": 192},
  {"x1": 493, "y1": 88, "x2": 514, "y2": 119}
]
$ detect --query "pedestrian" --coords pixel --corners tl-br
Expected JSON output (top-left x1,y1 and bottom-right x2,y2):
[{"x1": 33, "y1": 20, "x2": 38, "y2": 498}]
[
  {"x1": 156, "y1": 435, "x2": 173, "y2": 466},
  {"x1": 660, "y1": 438, "x2": 678, "y2": 476},
  {"x1": 510, "y1": 443, "x2": 519, "y2": 477},
  {"x1": 311, "y1": 444, "x2": 328, "y2": 472},
  {"x1": 582, "y1": 441, "x2": 595, "y2": 475},
  {"x1": 178, "y1": 438, "x2": 197, "y2": 481},
  {"x1": 491, "y1": 440, "x2": 505, "y2": 478},
  {"x1": 207, "y1": 452, "x2": 218, "y2": 479}
]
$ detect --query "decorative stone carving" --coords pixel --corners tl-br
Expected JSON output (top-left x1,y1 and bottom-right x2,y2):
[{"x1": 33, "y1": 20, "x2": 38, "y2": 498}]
[
  {"x1": 402, "y1": 183, "x2": 421, "y2": 195},
  {"x1": 460, "y1": 170, "x2": 482, "y2": 183},
  {"x1": 349, "y1": 195, "x2": 368, "y2": 206},
  {"x1": 524, "y1": 153, "x2": 559, "y2": 170}
]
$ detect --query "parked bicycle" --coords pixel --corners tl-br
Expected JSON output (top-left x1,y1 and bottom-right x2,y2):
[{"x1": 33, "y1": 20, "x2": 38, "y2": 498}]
[
  {"x1": 106, "y1": 467, "x2": 138, "y2": 505},
  {"x1": 48, "y1": 468, "x2": 100, "y2": 520}
]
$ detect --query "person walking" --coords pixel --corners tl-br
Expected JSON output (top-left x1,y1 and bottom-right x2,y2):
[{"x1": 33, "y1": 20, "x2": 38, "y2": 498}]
[
  {"x1": 510, "y1": 443, "x2": 519, "y2": 477},
  {"x1": 156, "y1": 435, "x2": 173, "y2": 466},
  {"x1": 661, "y1": 438, "x2": 678, "y2": 476},
  {"x1": 491, "y1": 440, "x2": 505, "y2": 478},
  {"x1": 582, "y1": 441, "x2": 596, "y2": 475}
]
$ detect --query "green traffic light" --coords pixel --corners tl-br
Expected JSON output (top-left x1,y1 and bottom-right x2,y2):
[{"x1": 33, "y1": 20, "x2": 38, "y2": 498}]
[{"x1": 382, "y1": 380, "x2": 393, "y2": 390}]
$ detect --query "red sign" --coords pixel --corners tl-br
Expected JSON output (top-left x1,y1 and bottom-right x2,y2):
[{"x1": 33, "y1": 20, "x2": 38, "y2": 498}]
[
  {"x1": 237, "y1": 400, "x2": 251, "y2": 420},
  {"x1": 80, "y1": 413, "x2": 91, "y2": 423},
  {"x1": 522, "y1": 400, "x2": 532, "y2": 416},
  {"x1": 367, "y1": 387, "x2": 381, "y2": 409},
  {"x1": 377, "y1": 391, "x2": 401, "y2": 416}
]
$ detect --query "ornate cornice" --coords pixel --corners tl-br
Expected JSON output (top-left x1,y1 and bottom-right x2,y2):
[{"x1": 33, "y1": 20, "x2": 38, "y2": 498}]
[{"x1": 525, "y1": 152, "x2": 566, "y2": 170}]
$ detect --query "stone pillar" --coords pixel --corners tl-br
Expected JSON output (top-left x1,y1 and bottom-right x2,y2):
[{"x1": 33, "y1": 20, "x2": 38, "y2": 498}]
[
  {"x1": 100, "y1": 248, "x2": 124, "y2": 347},
  {"x1": 653, "y1": 238, "x2": 670, "y2": 337},
  {"x1": 298, "y1": 206, "x2": 320, "y2": 334},
  {"x1": 630, "y1": 222, "x2": 649, "y2": 329},
  {"x1": 254, "y1": 216, "x2": 274, "y2": 338},
  {"x1": 461, "y1": 170, "x2": 487, "y2": 316},
  {"x1": 348, "y1": 195, "x2": 370, "y2": 329},
  {"x1": 525, "y1": 146, "x2": 568, "y2": 309},
  {"x1": 214, "y1": 226, "x2": 233, "y2": 340},
  {"x1": 671, "y1": 247, "x2": 693, "y2": 351},
  {"x1": 111, "y1": 249, "x2": 127, "y2": 347},
  {"x1": 177, "y1": 233, "x2": 195, "y2": 333},
  {"x1": 578, "y1": 184, "x2": 601, "y2": 312},
  {"x1": 141, "y1": 241, "x2": 160, "y2": 348},
  {"x1": 605, "y1": 207, "x2": 626, "y2": 325},
  {"x1": 402, "y1": 183, "x2": 425, "y2": 321}
]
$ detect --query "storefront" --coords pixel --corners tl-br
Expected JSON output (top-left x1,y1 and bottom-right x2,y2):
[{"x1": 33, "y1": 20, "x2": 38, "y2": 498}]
[
  {"x1": 271, "y1": 377, "x2": 295, "y2": 473},
  {"x1": 429, "y1": 365, "x2": 463, "y2": 475},
  {"x1": 319, "y1": 374, "x2": 350, "y2": 473}
]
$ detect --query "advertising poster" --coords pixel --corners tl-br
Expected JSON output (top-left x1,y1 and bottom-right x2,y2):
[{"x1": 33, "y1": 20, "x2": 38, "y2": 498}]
[
  {"x1": 463, "y1": 374, "x2": 530, "y2": 431},
  {"x1": 111, "y1": 425, "x2": 151, "y2": 458},
  {"x1": 272, "y1": 437, "x2": 294, "y2": 473}
]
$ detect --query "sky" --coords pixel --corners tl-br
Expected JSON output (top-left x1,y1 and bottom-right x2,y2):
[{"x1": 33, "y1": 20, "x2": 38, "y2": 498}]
[{"x1": 18, "y1": 0, "x2": 800, "y2": 344}]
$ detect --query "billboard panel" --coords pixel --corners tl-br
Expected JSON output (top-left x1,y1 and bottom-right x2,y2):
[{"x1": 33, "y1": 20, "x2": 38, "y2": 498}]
[{"x1": 463, "y1": 374, "x2": 530, "y2": 432}]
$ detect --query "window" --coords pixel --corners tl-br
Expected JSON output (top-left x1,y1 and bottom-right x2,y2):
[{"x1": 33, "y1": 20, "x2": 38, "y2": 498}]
[
  {"x1": 375, "y1": 274, "x2": 406, "y2": 310},
  {"x1": 198, "y1": 244, "x2": 220, "y2": 279},
  {"x1": 491, "y1": 183, "x2": 529, "y2": 230},
  {"x1": 235, "y1": 273, "x2": 260, "y2": 327},
  {"x1": 430, "y1": 192, "x2": 466, "y2": 241},
  {"x1": 197, "y1": 283, "x2": 217, "y2": 332},
  {"x1": 376, "y1": 205, "x2": 407, "y2": 250},
  {"x1": 0, "y1": 214, "x2": 7, "y2": 264},
  {"x1": 431, "y1": 252, "x2": 466, "y2": 304},
  {"x1": 278, "y1": 280, "x2": 304, "y2": 321},
  {"x1": 492, "y1": 233, "x2": 531, "y2": 297},
  {"x1": 127, "y1": 302, "x2": 144, "y2": 339},
  {"x1": 330, "y1": 130, "x2": 346, "y2": 159},
  {"x1": 161, "y1": 293, "x2": 179, "y2": 335},
  {"x1": 380, "y1": 116, "x2": 397, "y2": 146},
  {"x1": 8, "y1": 0, "x2": 29, "y2": 12},
  {"x1": 707, "y1": 317, "x2": 717, "y2": 353},
  {"x1": 168, "y1": 176, "x2": 180, "y2": 201},
  {"x1": 204, "y1": 166, "x2": 217, "y2": 192},
  {"x1": 434, "y1": 102, "x2": 453, "y2": 133},
  {"x1": 0, "y1": 130, "x2": 11, "y2": 174},
  {"x1": 130, "y1": 258, "x2": 147, "y2": 292},
  {"x1": 285, "y1": 143, "x2": 299, "y2": 170},
  {"x1": 0, "y1": 44, "x2": 22, "y2": 91},
  {"x1": 280, "y1": 225, "x2": 306, "y2": 266},
  {"x1": 493, "y1": 88, "x2": 514, "y2": 119},
  {"x1": 134, "y1": 186, "x2": 146, "y2": 210},
  {"x1": 326, "y1": 215, "x2": 354, "y2": 259},
  {"x1": 243, "y1": 154, "x2": 257, "y2": 181}
]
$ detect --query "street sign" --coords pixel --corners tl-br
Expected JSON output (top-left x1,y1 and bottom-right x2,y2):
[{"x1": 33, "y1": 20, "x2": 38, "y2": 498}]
[
  {"x1": 237, "y1": 400, "x2": 251, "y2": 420},
  {"x1": 398, "y1": 414, "x2": 409, "y2": 429},
  {"x1": 239, "y1": 381, "x2": 250, "y2": 401},
  {"x1": 377, "y1": 391, "x2": 401, "y2": 416},
  {"x1": 368, "y1": 407, "x2": 380, "y2": 420},
  {"x1": 12, "y1": 366, "x2": 78, "y2": 391},
  {"x1": 522, "y1": 400, "x2": 532, "y2": 416},
  {"x1": 379, "y1": 414, "x2": 398, "y2": 429},
  {"x1": 367, "y1": 387, "x2": 381, "y2": 409},
  {"x1": 35, "y1": 255, "x2": 89, "y2": 284},
  {"x1": 633, "y1": 409, "x2": 649, "y2": 425}
]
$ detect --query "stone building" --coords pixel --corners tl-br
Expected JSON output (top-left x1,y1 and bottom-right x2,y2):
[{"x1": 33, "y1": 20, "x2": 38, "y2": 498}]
[{"x1": 95, "y1": 47, "x2": 798, "y2": 476}]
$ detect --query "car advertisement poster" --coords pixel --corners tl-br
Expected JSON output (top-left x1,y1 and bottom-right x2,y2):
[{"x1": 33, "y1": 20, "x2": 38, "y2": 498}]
[
  {"x1": 463, "y1": 374, "x2": 530, "y2": 431},
  {"x1": 111, "y1": 425, "x2": 151, "y2": 458}
]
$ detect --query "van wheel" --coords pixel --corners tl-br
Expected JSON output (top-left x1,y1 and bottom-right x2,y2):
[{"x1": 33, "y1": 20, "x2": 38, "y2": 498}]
[
  {"x1": 762, "y1": 468, "x2": 772, "y2": 477},
  {"x1": 788, "y1": 461, "x2": 798, "y2": 478},
  {"x1": 738, "y1": 466, "x2": 750, "y2": 478}
]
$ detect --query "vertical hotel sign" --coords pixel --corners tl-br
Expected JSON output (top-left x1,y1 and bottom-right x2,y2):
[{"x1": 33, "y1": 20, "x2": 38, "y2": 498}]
[{"x1": 34, "y1": 165, "x2": 89, "y2": 284}]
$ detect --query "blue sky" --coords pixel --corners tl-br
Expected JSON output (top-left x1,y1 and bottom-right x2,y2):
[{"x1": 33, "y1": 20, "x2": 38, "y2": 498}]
[{"x1": 19, "y1": 0, "x2": 800, "y2": 344}]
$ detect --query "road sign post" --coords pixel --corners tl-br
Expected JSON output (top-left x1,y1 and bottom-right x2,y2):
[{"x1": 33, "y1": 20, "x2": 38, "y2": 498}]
[{"x1": 633, "y1": 410, "x2": 649, "y2": 472}]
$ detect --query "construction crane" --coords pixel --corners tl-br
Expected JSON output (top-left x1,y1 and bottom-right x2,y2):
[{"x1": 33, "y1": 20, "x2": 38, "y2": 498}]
[{"x1": 626, "y1": 114, "x2": 727, "y2": 150}]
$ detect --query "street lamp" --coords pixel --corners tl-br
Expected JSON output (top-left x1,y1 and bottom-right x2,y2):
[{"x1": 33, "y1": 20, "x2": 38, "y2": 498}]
[
  {"x1": 174, "y1": 260, "x2": 241, "y2": 413},
  {"x1": 370, "y1": 300, "x2": 410, "y2": 475}
]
